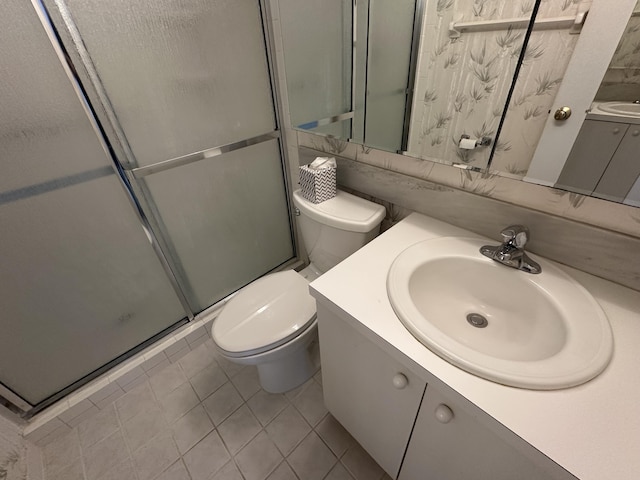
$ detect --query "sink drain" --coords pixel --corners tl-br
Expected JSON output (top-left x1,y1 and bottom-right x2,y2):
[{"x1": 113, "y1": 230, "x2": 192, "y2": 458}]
[{"x1": 466, "y1": 313, "x2": 488, "y2": 328}]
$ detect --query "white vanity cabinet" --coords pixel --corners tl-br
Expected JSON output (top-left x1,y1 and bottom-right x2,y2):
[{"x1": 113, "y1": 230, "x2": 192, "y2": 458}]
[
  {"x1": 399, "y1": 382, "x2": 574, "y2": 480},
  {"x1": 317, "y1": 302, "x2": 427, "y2": 478},
  {"x1": 317, "y1": 300, "x2": 575, "y2": 480}
]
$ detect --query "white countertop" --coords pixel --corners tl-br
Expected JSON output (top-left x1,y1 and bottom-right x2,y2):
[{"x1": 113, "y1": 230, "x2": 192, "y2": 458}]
[{"x1": 309, "y1": 213, "x2": 640, "y2": 480}]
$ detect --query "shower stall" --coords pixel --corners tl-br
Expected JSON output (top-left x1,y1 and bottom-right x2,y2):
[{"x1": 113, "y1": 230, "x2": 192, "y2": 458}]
[{"x1": 0, "y1": 0, "x2": 295, "y2": 415}]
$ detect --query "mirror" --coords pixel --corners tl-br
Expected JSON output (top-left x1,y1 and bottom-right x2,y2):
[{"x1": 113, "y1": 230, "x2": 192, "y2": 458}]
[
  {"x1": 278, "y1": 0, "x2": 539, "y2": 170},
  {"x1": 520, "y1": 0, "x2": 640, "y2": 207},
  {"x1": 279, "y1": 0, "x2": 640, "y2": 207}
]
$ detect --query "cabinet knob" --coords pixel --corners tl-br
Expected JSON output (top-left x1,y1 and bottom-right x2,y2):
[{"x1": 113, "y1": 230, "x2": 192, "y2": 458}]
[
  {"x1": 612, "y1": 128, "x2": 621, "y2": 134},
  {"x1": 633, "y1": 130, "x2": 640, "y2": 137},
  {"x1": 434, "y1": 404, "x2": 454, "y2": 423},
  {"x1": 392, "y1": 373, "x2": 408, "y2": 389}
]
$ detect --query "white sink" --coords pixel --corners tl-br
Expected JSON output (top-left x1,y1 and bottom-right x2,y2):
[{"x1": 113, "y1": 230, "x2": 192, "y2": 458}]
[
  {"x1": 594, "y1": 101, "x2": 640, "y2": 117},
  {"x1": 387, "y1": 237, "x2": 613, "y2": 390}
]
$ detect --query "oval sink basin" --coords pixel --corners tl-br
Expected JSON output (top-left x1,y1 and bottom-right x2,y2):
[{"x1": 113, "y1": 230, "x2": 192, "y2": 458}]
[
  {"x1": 595, "y1": 101, "x2": 640, "y2": 117},
  {"x1": 387, "y1": 237, "x2": 613, "y2": 390}
]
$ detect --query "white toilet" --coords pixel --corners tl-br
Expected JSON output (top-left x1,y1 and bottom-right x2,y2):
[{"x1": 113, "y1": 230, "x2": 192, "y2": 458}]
[{"x1": 211, "y1": 189, "x2": 385, "y2": 393}]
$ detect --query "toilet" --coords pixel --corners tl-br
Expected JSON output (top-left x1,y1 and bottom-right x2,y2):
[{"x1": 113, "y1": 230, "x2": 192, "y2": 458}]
[{"x1": 211, "y1": 189, "x2": 385, "y2": 393}]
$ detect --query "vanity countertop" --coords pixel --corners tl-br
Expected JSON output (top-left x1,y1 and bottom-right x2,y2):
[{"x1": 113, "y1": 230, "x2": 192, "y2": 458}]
[{"x1": 309, "y1": 213, "x2": 640, "y2": 480}]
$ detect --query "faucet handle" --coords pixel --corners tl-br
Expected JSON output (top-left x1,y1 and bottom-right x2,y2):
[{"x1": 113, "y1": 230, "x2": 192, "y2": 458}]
[{"x1": 500, "y1": 225, "x2": 529, "y2": 248}]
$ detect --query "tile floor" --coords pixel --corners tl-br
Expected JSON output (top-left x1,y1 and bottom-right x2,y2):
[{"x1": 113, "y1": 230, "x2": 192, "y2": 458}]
[{"x1": 41, "y1": 339, "x2": 391, "y2": 480}]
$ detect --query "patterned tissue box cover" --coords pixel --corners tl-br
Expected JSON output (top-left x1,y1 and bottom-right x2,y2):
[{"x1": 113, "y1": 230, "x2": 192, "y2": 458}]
[{"x1": 299, "y1": 164, "x2": 337, "y2": 203}]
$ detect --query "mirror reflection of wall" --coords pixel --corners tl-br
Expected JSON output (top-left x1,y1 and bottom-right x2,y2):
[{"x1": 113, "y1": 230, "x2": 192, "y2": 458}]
[
  {"x1": 489, "y1": 1, "x2": 588, "y2": 177},
  {"x1": 407, "y1": 1, "x2": 535, "y2": 169},
  {"x1": 280, "y1": 0, "x2": 534, "y2": 170},
  {"x1": 521, "y1": 0, "x2": 640, "y2": 207},
  {"x1": 280, "y1": 0, "x2": 640, "y2": 208}
]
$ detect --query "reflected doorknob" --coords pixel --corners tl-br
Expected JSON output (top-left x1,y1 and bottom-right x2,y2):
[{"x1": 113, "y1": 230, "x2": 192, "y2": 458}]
[{"x1": 554, "y1": 106, "x2": 572, "y2": 121}]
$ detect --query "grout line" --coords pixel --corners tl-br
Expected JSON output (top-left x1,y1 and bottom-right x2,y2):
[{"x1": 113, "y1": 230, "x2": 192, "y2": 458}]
[{"x1": 113, "y1": 401, "x2": 140, "y2": 480}]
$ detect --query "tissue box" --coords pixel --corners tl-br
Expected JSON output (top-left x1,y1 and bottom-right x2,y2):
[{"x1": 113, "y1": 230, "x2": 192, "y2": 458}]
[{"x1": 299, "y1": 164, "x2": 337, "y2": 203}]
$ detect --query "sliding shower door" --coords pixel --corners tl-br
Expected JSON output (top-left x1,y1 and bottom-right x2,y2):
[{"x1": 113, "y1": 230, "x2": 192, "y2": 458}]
[
  {"x1": 0, "y1": 1, "x2": 187, "y2": 407},
  {"x1": 53, "y1": 0, "x2": 295, "y2": 312},
  {"x1": 1, "y1": 0, "x2": 294, "y2": 412}
]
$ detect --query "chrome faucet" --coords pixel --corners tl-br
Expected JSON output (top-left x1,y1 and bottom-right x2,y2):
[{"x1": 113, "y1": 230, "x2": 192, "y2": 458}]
[{"x1": 480, "y1": 225, "x2": 541, "y2": 274}]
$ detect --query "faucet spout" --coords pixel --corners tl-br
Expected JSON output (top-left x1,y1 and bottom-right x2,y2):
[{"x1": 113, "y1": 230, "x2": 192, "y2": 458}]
[{"x1": 480, "y1": 225, "x2": 541, "y2": 274}]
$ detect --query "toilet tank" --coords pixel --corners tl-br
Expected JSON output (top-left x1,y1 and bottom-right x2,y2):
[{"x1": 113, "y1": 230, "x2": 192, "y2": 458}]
[{"x1": 292, "y1": 190, "x2": 386, "y2": 273}]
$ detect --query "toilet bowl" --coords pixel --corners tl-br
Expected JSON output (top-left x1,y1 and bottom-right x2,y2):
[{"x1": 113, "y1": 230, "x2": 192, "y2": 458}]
[
  {"x1": 211, "y1": 189, "x2": 385, "y2": 393},
  {"x1": 212, "y1": 270, "x2": 318, "y2": 393}
]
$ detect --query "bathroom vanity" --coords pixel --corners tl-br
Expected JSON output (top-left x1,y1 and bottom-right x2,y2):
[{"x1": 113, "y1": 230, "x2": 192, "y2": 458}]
[
  {"x1": 556, "y1": 103, "x2": 640, "y2": 202},
  {"x1": 309, "y1": 214, "x2": 640, "y2": 480}
]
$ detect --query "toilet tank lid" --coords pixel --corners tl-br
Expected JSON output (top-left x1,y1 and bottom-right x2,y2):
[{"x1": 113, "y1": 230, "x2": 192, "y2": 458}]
[{"x1": 293, "y1": 190, "x2": 385, "y2": 233}]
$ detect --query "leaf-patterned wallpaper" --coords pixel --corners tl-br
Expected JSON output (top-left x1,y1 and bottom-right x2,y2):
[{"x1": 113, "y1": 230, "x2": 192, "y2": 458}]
[
  {"x1": 408, "y1": 0, "x2": 537, "y2": 169},
  {"x1": 490, "y1": 0, "x2": 585, "y2": 176},
  {"x1": 408, "y1": 0, "x2": 587, "y2": 176}
]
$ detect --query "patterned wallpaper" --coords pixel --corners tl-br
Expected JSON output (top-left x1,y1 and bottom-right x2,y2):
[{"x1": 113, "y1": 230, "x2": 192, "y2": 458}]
[
  {"x1": 296, "y1": 130, "x2": 640, "y2": 240},
  {"x1": 407, "y1": 0, "x2": 584, "y2": 172},
  {"x1": 490, "y1": 0, "x2": 586, "y2": 177}
]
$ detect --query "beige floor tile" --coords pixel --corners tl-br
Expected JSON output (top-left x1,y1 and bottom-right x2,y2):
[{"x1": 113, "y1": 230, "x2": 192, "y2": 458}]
[
  {"x1": 234, "y1": 431, "x2": 283, "y2": 480},
  {"x1": 122, "y1": 405, "x2": 168, "y2": 452},
  {"x1": 46, "y1": 459, "x2": 84, "y2": 480},
  {"x1": 287, "y1": 431, "x2": 337, "y2": 480},
  {"x1": 160, "y1": 382, "x2": 200, "y2": 423},
  {"x1": 315, "y1": 414, "x2": 356, "y2": 458},
  {"x1": 83, "y1": 430, "x2": 130, "y2": 480},
  {"x1": 341, "y1": 444, "x2": 385, "y2": 480},
  {"x1": 179, "y1": 342, "x2": 217, "y2": 379},
  {"x1": 211, "y1": 460, "x2": 243, "y2": 480},
  {"x1": 229, "y1": 367, "x2": 261, "y2": 401},
  {"x1": 77, "y1": 404, "x2": 119, "y2": 449},
  {"x1": 291, "y1": 381, "x2": 327, "y2": 426},
  {"x1": 217, "y1": 405, "x2": 261, "y2": 454},
  {"x1": 190, "y1": 363, "x2": 228, "y2": 401},
  {"x1": 284, "y1": 378, "x2": 314, "y2": 402},
  {"x1": 43, "y1": 429, "x2": 80, "y2": 475},
  {"x1": 183, "y1": 431, "x2": 231, "y2": 480},
  {"x1": 266, "y1": 461, "x2": 297, "y2": 480},
  {"x1": 325, "y1": 462, "x2": 356, "y2": 480},
  {"x1": 265, "y1": 405, "x2": 311, "y2": 456},
  {"x1": 115, "y1": 382, "x2": 158, "y2": 422},
  {"x1": 95, "y1": 459, "x2": 134, "y2": 480},
  {"x1": 172, "y1": 405, "x2": 214, "y2": 454},
  {"x1": 149, "y1": 362, "x2": 187, "y2": 398},
  {"x1": 131, "y1": 431, "x2": 180, "y2": 480},
  {"x1": 202, "y1": 382, "x2": 244, "y2": 425},
  {"x1": 155, "y1": 460, "x2": 190, "y2": 480},
  {"x1": 247, "y1": 390, "x2": 288, "y2": 427}
]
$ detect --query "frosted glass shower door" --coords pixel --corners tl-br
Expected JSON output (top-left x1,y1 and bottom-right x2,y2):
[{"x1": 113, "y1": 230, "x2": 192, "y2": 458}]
[
  {"x1": 365, "y1": 0, "x2": 416, "y2": 152},
  {"x1": 0, "y1": 1, "x2": 186, "y2": 407},
  {"x1": 58, "y1": 0, "x2": 295, "y2": 312},
  {"x1": 142, "y1": 140, "x2": 294, "y2": 310},
  {"x1": 279, "y1": 0, "x2": 353, "y2": 137}
]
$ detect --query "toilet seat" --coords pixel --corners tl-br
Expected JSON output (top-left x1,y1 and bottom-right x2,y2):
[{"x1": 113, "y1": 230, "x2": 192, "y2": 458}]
[{"x1": 212, "y1": 270, "x2": 316, "y2": 358}]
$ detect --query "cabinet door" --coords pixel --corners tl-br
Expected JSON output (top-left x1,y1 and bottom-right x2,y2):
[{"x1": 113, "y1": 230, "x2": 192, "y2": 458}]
[
  {"x1": 317, "y1": 302, "x2": 427, "y2": 478},
  {"x1": 555, "y1": 120, "x2": 628, "y2": 195},
  {"x1": 593, "y1": 125, "x2": 640, "y2": 202},
  {"x1": 399, "y1": 385, "x2": 575, "y2": 480}
]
